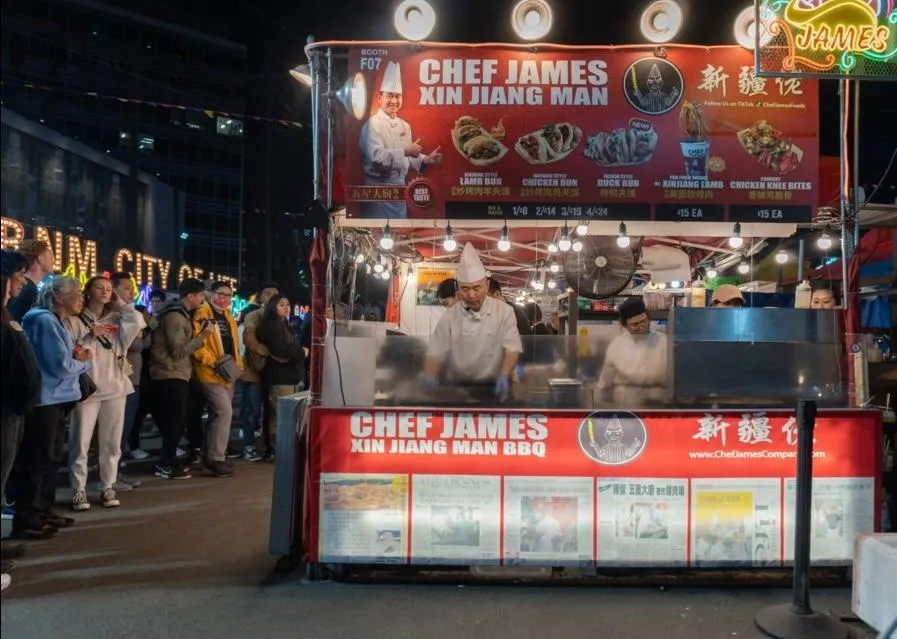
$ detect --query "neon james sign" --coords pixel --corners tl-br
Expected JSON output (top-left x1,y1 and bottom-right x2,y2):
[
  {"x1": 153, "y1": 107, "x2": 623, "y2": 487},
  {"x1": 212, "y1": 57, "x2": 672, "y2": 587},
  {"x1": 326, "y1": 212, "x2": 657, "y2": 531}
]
[{"x1": 757, "y1": 0, "x2": 897, "y2": 77}]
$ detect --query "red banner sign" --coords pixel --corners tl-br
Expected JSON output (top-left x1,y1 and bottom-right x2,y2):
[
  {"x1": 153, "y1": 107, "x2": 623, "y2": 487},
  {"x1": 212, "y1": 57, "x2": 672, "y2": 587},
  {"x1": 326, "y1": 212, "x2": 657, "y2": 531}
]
[
  {"x1": 340, "y1": 45, "x2": 820, "y2": 222},
  {"x1": 307, "y1": 408, "x2": 880, "y2": 568}
]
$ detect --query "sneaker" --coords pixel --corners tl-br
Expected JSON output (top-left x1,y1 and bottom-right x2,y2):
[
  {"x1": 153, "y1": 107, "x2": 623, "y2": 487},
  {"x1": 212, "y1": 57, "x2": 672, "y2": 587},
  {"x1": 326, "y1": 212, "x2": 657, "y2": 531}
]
[
  {"x1": 72, "y1": 490, "x2": 90, "y2": 512},
  {"x1": 176, "y1": 447, "x2": 188, "y2": 459},
  {"x1": 1, "y1": 504, "x2": 13, "y2": 520},
  {"x1": 262, "y1": 450, "x2": 276, "y2": 463},
  {"x1": 120, "y1": 475, "x2": 142, "y2": 488},
  {"x1": 9, "y1": 525, "x2": 57, "y2": 541},
  {"x1": 130, "y1": 448, "x2": 150, "y2": 461},
  {"x1": 205, "y1": 461, "x2": 234, "y2": 478},
  {"x1": 44, "y1": 512, "x2": 75, "y2": 528},
  {"x1": 104, "y1": 480, "x2": 134, "y2": 493},
  {"x1": 101, "y1": 488, "x2": 120, "y2": 508},
  {"x1": 225, "y1": 447, "x2": 242, "y2": 460},
  {"x1": 184, "y1": 449, "x2": 202, "y2": 466},
  {"x1": 242, "y1": 447, "x2": 263, "y2": 463},
  {"x1": 154, "y1": 464, "x2": 192, "y2": 480},
  {"x1": 1, "y1": 573, "x2": 10, "y2": 591}
]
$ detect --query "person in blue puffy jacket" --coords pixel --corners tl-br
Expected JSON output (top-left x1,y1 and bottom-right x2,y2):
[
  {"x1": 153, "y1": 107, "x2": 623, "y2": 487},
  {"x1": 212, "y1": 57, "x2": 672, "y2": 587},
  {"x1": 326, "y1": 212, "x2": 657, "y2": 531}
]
[{"x1": 10, "y1": 276, "x2": 92, "y2": 541}]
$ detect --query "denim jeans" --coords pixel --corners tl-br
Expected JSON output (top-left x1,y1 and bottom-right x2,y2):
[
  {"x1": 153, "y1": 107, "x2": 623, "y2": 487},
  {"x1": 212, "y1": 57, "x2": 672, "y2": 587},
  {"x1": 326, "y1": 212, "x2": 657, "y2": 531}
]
[
  {"x1": 235, "y1": 379, "x2": 261, "y2": 448},
  {"x1": 121, "y1": 388, "x2": 140, "y2": 452}
]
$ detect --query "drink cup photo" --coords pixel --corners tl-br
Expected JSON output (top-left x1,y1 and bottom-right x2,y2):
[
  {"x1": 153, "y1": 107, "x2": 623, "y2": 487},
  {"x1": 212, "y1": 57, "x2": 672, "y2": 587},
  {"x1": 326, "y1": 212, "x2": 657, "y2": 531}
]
[{"x1": 681, "y1": 139, "x2": 711, "y2": 179}]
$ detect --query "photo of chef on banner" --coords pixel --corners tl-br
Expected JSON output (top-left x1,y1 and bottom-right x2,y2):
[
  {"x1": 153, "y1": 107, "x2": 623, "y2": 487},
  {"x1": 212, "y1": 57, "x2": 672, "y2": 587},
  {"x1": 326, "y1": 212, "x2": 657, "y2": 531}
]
[{"x1": 358, "y1": 61, "x2": 443, "y2": 218}]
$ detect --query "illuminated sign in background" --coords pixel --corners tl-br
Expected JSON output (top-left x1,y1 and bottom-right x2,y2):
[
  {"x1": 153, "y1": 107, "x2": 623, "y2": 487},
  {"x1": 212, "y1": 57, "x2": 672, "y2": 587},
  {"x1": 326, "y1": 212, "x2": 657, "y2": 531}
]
[
  {"x1": 756, "y1": 0, "x2": 897, "y2": 78},
  {"x1": 1, "y1": 216, "x2": 238, "y2": 292}
]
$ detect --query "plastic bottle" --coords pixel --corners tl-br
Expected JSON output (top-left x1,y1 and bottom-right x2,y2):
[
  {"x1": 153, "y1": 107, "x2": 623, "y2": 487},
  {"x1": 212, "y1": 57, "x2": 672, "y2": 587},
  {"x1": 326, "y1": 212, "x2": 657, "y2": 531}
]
[
  {"x1": 690, "y1": 279, "x2": 706, "y2": 308},
  {"x1": 794, "y1": 280, "x2": 812, "y2": 309}
]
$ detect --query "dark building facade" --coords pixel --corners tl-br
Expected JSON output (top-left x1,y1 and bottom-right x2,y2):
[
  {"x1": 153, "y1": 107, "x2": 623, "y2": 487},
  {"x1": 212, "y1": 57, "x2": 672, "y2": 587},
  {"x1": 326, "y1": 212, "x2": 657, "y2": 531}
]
[
  {"x1": 1, "y1": 107, "x2": 182, "y2": 285},
  {"x1": 1, "y1": 0, "x2": 246, "y2": 278}
]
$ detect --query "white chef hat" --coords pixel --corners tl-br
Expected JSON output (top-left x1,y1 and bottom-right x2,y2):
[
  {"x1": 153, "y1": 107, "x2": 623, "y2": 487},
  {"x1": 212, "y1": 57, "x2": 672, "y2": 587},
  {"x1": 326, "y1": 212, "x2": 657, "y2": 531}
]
[
  {"x1": 380, "y1": 62, "x2": 402, "y2": 94},
  {"x1": 457, "y1": 242, "x2": 487, "y2": 284}
]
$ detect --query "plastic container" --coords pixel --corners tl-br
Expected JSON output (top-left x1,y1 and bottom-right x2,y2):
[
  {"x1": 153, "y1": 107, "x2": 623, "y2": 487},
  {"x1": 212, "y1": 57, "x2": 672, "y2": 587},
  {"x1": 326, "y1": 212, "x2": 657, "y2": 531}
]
[
  {"x1": 690, "y1": 279, "x2": 706, "y2": 308},
  {"x1": 795, "y1": 280, "x2": 812, "y2": 309}
]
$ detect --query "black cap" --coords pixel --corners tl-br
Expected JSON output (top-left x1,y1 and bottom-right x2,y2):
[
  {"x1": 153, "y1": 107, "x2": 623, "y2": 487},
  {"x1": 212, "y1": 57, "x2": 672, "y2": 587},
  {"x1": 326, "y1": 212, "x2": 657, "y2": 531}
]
[
  {"x1": 618, "y1": 296, "x2": 647, "y2": 322},
  {"x1": 436, "y1": 278, "x2": 457, "y2": 300},
  {"x1": 178, "y1": 278, "x2": 206, "y2": 297},
  {"x1": 0, "y1": 249, "x2": 27, "y2": 277}
]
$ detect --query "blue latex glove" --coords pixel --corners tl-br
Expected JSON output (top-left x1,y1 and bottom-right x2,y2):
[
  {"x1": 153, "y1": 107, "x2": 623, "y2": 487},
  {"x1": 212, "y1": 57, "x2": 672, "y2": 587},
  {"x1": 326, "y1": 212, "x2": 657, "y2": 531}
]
[
  {"x1": 420, "y1": 373, "x2": 440, "y2": 390},
  {"x1": 494, "y1": 375, "x2": 510, "y2": 398},
  {"x1": 514, "y1": 364, "x2": 526, "y2": 382}
]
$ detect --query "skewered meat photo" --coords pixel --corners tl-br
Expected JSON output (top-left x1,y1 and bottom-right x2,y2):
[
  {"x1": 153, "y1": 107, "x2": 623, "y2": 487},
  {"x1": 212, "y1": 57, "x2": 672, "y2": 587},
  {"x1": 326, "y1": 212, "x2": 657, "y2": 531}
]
[
  {"x1": 450, "y1": 115, "x2": 508, "y2": 166},
  {"x1": 737, "y1": 119, "x2": 803, "y2": 175},
  {"x1": 583, "y1": 124, "x2": 659, "y2": 167},
  {"x1": 514, "y1": 122, "x2": 583, "y2": 164}
]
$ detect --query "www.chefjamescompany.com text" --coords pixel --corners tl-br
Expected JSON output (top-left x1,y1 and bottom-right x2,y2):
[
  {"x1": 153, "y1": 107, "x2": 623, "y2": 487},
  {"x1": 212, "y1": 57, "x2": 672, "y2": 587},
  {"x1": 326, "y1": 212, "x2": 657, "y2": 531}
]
[
  {"x1": 349, "y1": 411, "x2": 549, "y2": 458},
  {"x1": 688, "y1": 450, "x2": 826, "y2": 460}
]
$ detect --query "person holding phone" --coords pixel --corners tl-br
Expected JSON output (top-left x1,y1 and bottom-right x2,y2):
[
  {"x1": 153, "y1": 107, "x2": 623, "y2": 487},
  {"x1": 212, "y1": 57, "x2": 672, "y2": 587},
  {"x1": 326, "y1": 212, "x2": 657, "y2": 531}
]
[{"x1": 65, "y1": 276, "x2": 144, "y2": 511}]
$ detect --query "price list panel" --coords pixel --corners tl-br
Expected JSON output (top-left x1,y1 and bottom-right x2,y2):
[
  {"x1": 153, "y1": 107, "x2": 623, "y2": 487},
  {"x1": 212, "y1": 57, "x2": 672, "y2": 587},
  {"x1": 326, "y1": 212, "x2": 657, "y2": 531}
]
[{"x1": 444, "y1": 202, "x2": 653, "y2": 221}]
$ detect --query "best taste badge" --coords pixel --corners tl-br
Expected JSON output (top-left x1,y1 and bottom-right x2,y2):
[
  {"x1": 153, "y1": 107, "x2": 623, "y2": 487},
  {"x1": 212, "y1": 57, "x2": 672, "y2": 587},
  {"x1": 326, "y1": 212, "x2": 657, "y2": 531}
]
[{"x1": 406, "y1": 177, "x2": 437, "y2": 210}]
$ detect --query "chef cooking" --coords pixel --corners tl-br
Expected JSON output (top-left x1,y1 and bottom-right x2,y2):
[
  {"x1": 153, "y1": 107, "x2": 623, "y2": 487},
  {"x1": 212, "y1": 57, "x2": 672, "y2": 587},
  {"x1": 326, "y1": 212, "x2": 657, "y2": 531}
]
[
  {"x1": 359, "y1": 61, "x2": 443, "y2": 218},
  {"x1": 422, "y1": 243, "x2": 522, "y2": 400},
  {"x1": 595, "y1": 296, "x2": 669, "y2": 407}
]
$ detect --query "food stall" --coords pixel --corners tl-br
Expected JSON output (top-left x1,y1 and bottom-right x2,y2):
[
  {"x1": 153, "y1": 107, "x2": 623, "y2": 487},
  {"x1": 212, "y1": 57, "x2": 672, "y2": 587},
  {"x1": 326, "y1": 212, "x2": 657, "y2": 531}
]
[{"x1": 284, "y1": 2, "x2": 886, "y2": 579}]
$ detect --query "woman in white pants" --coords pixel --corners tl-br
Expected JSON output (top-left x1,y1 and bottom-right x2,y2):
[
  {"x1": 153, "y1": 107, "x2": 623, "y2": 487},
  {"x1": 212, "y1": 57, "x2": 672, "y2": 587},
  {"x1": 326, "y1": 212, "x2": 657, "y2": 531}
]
[{"x1": 66, "y1": 276, "x2": 143, "y2": 510}]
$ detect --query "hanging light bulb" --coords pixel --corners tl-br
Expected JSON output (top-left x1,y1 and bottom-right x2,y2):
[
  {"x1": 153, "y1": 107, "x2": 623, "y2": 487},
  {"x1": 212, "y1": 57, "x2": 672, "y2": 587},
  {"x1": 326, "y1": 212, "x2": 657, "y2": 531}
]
[
  {"x1": 728, "y1": 222, "x2": 744, "y2": 249},
  {"x1": 669, "y1": 281, "x2": 682, "y2": 289},
  {"x1": 497, "y1": 223, "x2": 511, "y2": 251},
  {"x1": 373, "y1": 261, "x2": 384, "y2": 274},
  {"x1": 547, "y1": 279, "x2": 557, "y2": 290},
  {"x1": 705, "y1": 266, "x2": 718, "y2": 279},
  {"x1": 380, "y1": 223, "x2": 394, "y2": 250},
  {"x1": 549, "y1": 262, "x2": 560, "y2": 273},
  {"x1": 548, "y1": 242, "x2": 559, "y2": 253},
  {"x1": 571, "y1": 239, "x2": 583, "y2": 252},
  {"x1": 381, "y1": 269, "x2": 391, "y2": 280},
  {"x1": 365, "y1": 262, "x2": 372, "y2": 274},
  {"x1": 616, "y1": 222, "x2": 631, "y2": 249},
  {"x1": 775, "y1": 249, "x2": 789, "y2": 264},
  {"x1": 737, "y1": 260, "x2": 751, "y2": 275},
  {"x1": 354, "y1": 252, "x2": 365, "y2": 264},
  {"x1": 817, "y1": 232, "x2": 833, "y2": 250},
  {"x1": 575, "y1": 221, "x2": 588, "y2": 236},
  {"x1": 558, "y1": 223, "x2": 572, "y2": 252},
  {"x1": 442, "y1": 223, "x2": 457, "y2": 252}
]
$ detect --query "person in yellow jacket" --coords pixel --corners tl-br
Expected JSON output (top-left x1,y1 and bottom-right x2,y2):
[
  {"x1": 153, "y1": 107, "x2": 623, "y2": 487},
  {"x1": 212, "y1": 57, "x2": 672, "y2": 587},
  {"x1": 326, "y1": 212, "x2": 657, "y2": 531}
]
[{"x1": 191, "y1": 281, "x2": 243, "y2": 477}]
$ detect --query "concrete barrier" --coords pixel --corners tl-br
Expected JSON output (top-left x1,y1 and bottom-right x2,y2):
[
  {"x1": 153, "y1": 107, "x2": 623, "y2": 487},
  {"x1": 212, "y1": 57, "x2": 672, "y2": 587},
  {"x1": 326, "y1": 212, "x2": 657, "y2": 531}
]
[{"x1": 852, "y1": 533, "x2": 897, "y2": 634}]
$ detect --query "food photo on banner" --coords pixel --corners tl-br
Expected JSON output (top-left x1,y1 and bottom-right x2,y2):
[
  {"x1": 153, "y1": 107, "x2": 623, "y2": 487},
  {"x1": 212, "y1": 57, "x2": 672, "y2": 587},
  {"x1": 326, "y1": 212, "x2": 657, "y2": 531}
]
[
  {"x1": 308, "y1": 408, "x2": 881, "y2": 566},
  {"x1": 339, "y1": 45, "x2": 819, "y2": 222}
]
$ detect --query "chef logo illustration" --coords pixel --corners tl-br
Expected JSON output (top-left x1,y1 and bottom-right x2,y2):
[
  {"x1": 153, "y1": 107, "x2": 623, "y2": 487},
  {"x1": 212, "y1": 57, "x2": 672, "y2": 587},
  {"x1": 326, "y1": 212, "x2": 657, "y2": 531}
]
[
  {"x1": 623, "y1": 57, "x2": 683, "y2": 116},
  {"x1": 577, "y1": 412, "x2": 647, "y2": 466}
]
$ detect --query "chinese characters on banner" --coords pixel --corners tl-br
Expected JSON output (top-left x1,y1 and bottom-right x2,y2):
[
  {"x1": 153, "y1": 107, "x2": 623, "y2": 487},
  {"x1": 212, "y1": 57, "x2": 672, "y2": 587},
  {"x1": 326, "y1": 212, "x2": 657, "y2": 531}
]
[
  {"x1": 338, "y1": 45, "x2": 819, "y2": 222},
  {"x1": 311, "y1": 409, "x2": 881, "y2": 567}
]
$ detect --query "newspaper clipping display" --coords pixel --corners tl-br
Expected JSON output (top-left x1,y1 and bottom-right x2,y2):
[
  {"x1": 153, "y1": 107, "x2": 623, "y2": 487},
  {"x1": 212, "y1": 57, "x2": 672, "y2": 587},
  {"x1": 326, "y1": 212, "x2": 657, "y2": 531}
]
[
  {"x1": 319, "y1": 473, "x2": 409, "y2": 563},
  {"x1": 410, "y1": 475, "x2": 501, "y2": 565},
  {"x1": 691, "y1": 479, "x2": 781, "y2": 567},
  {"x1": 503, "y1": 477, "x2": 594, "y2": 567},
  {"x1": 597, "y1": 478, "x2": 688, "y2": 565},
  {"x1": 783, "y1": 477, "x2": 875, "y2": 565}
]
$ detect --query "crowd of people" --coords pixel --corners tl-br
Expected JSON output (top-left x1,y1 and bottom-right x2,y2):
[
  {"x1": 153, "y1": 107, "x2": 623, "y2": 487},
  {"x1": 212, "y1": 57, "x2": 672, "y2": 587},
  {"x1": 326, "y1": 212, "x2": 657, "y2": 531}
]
[{"x1": 0, "y1": 241, "x2": 306, "y2": 592}]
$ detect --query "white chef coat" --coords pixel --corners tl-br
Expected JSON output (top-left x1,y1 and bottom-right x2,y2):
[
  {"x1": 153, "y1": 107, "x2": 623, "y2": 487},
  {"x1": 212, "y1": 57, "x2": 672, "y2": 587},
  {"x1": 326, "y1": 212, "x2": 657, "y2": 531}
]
[
  {"x1": 359, "y1": 109, "x2": 423, "y2": 219},
  {"x1": 427, "y1": 296, "x2": 522, "y2": 384},
  {"x1": 596, "y1": 330, "x2": 668, "y2": 407}
]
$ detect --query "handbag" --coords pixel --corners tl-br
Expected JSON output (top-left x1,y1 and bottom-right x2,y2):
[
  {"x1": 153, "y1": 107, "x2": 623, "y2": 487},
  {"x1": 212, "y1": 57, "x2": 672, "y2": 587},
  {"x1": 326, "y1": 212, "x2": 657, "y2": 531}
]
[
  {"x1": 78, "y1": 372, "x2": 97, "y2": 402},
  {"x1": 215, "y1": 354, "x2": 241, "y2": 382}
]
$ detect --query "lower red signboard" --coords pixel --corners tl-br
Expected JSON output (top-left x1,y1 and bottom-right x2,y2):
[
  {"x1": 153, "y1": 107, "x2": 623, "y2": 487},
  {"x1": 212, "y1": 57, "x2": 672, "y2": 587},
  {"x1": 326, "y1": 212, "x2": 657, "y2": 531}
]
[{"x1": 307, "y1": 408, "x2": 881, "y2": 569}]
